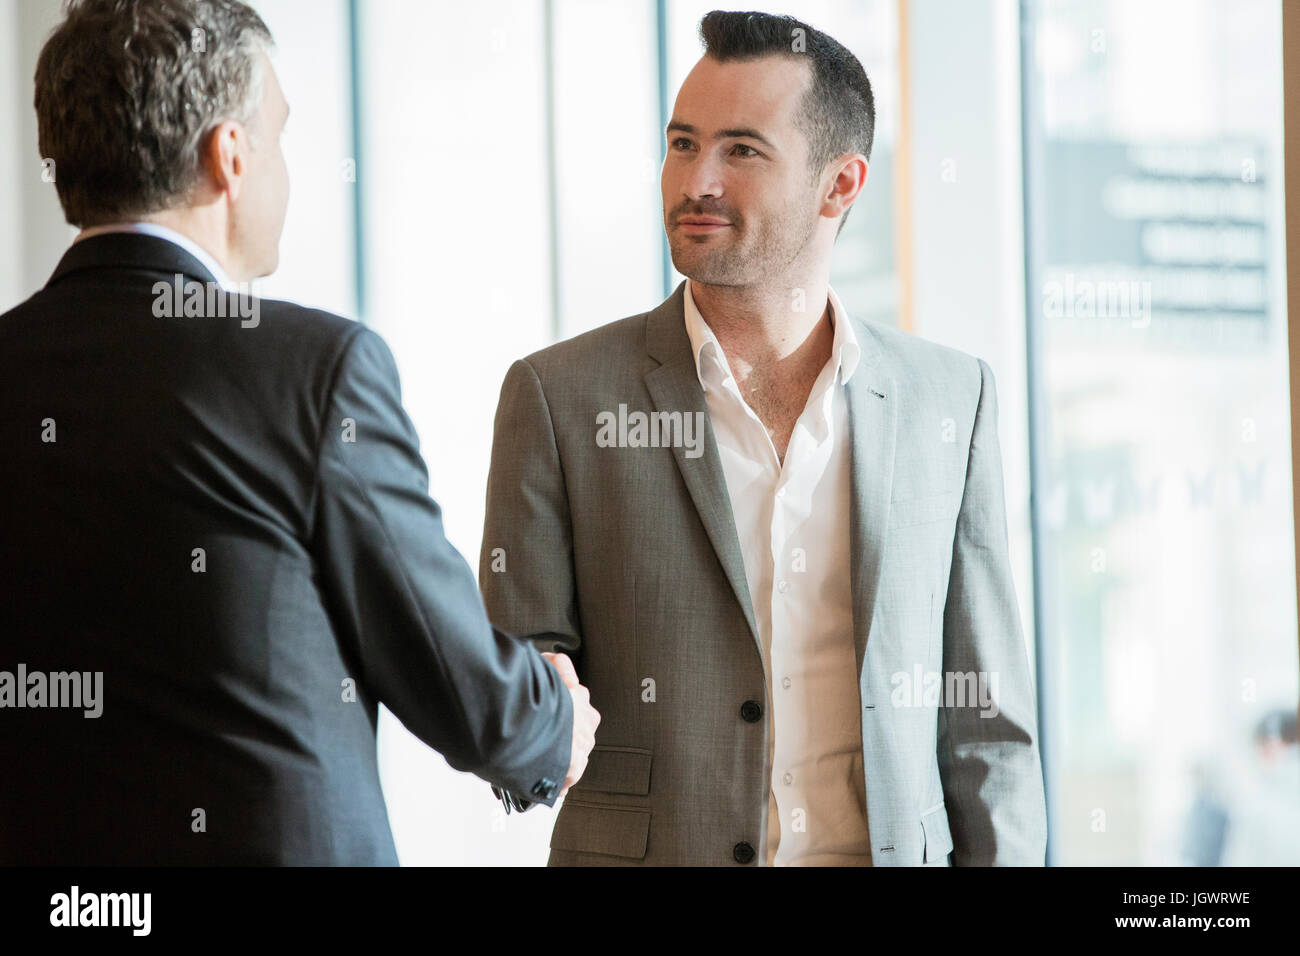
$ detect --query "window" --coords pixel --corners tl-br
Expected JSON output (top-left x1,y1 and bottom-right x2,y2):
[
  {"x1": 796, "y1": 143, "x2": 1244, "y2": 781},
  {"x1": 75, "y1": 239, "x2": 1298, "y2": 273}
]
[{"x1": 1022, "y1": 0, "x2": 1298, "y2": 865}]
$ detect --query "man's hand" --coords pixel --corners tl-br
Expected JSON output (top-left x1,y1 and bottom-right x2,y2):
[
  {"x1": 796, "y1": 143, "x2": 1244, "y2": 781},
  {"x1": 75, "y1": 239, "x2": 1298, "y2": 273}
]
[{"x1": 542, "y1": 652, "x2": 599, "y2": 798}]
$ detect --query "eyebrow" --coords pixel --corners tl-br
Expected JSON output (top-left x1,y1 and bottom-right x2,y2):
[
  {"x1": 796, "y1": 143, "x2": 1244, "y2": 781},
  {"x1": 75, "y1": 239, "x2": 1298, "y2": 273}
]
[{"x1": 667, "y1": 120, "x2": 776, "y2": 151}]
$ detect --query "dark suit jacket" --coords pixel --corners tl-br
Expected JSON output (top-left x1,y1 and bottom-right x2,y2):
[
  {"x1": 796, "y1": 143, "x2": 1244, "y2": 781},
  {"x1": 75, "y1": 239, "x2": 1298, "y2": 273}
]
[{"x1": 0, "y1": 233, "x2": 571, "y2": 864}]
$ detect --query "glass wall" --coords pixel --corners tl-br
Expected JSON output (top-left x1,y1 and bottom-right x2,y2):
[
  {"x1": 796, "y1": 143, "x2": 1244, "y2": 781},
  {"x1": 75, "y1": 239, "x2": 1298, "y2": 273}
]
[{"x1": 1023, "y1": 0, "x2": 1298, "y2": 865}]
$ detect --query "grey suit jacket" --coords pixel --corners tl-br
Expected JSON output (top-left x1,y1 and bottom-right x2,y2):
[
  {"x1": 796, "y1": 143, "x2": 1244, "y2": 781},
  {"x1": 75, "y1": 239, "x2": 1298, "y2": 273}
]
[{"x1": 480, "y1": 281, "x2": 1047, "y2": 866}]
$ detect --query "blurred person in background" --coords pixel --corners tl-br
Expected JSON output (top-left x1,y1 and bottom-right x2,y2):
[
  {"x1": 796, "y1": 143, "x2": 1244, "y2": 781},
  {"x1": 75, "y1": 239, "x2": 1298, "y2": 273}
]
[{"x1": 1218, "y1": 708, "x2": 1300, "y2": 866}]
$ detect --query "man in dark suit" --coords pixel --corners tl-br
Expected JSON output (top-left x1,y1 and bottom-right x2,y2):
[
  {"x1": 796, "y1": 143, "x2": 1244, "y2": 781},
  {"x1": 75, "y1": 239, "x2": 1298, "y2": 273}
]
[{"x1": 0, "y1": 0, "x2": 598, "y2": 865}]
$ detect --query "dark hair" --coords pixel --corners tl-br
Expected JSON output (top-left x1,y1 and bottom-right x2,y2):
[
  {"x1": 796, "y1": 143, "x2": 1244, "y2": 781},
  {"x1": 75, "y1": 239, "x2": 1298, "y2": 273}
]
[
  {"x1": 34, "y1": 0, "x2": 273, "y2": 227},
  {"x1": 699, "y1": 10, "x2": 874, "y2": 233}
]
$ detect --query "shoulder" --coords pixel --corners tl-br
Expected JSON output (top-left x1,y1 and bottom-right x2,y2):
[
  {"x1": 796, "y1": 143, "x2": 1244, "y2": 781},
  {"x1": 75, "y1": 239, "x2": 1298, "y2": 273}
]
[
  {"x1": 853, "y1": 317, "x2": 987, "y2": 399},
  {"x1": 518, "y1": 310, "x2": 650, "y2": 379},
  {"x1": 244, "y1": 297, "x2": 398, "y2": 387},
  {"x1": 501, "y1": 311, "x2": 654, "y2": 406},
  {"x1": 247, "y1": 297, "x2": 365, "y2": 356}
]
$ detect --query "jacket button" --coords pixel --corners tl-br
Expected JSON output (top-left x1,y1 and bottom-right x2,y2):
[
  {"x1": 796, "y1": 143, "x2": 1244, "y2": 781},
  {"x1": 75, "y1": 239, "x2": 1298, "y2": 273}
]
[
  {"x1": 740, "y1": 700, "x2": 762, "y2": 722},
  {"x1": 733, "y1": 841, "x2": 755, "y2": 864}
]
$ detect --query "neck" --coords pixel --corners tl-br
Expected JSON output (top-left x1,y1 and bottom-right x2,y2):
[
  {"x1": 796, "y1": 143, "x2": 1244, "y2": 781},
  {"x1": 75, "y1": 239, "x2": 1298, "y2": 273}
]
[
  {"x1": 92, "y1": 205, "x2": 241, "y2": 281},
  {"x1": 690, "y1": 275, "x2": 833, "y2": 381}
]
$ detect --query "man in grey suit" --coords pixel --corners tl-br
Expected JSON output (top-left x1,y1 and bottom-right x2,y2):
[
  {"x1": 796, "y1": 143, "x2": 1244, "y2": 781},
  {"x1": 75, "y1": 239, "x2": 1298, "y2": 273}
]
[{"x1": 482, "y1": 10, "x2": 1046, "y2": 865}]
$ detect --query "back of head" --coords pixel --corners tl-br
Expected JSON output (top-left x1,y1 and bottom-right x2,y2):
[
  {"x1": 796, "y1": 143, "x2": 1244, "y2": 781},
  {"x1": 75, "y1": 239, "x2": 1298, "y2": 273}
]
[{"x1": 34, "y1": 0, "x2": 273, "y2": 228}]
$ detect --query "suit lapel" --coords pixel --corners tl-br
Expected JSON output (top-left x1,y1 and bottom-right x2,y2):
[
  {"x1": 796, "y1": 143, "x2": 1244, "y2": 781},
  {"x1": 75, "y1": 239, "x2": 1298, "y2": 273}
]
[
  {"x1": 844, "y1": 321, "x2": 897, "y2": 678},
  {"x1": 643, "y1": 283, "x2": 762, "y2": 661},
  {"x1": 639, "y1": 291, "x2": 897, "y2": 677}
]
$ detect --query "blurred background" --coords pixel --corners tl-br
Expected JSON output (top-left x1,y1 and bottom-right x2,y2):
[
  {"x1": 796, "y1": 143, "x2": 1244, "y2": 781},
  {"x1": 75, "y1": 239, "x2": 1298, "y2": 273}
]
[{"x1": 0, "y1": 0, "x2": 1295, "y2": 865}]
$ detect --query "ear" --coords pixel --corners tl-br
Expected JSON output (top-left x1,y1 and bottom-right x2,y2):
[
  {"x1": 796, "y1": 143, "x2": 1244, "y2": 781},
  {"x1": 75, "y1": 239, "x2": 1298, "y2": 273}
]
[
  {"x1": 201, "y1": 119, "x2": 248, "y2": 203},
  {"x1": 821, "y1": 153, "x2": 868, "y2": 222}
]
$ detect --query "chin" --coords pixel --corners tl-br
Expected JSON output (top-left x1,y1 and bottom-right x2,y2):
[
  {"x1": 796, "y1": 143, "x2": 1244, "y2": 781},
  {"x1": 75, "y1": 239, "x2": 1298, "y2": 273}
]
[{"x1": 671, "y1": 252, "x2": 745, "y2": 287}]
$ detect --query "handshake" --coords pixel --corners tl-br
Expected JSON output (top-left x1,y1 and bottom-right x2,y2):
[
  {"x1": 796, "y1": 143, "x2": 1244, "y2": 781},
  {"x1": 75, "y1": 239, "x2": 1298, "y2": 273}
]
[{"x1": 491, "y1": 651, "x2": 601, "y2": 813}]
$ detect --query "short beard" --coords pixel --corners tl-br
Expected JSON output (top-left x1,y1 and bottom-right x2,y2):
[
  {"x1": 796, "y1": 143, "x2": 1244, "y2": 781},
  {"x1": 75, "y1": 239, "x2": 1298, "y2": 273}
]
[{"x1": 668, "y1": 195, "x2": 820, "y2": 289}]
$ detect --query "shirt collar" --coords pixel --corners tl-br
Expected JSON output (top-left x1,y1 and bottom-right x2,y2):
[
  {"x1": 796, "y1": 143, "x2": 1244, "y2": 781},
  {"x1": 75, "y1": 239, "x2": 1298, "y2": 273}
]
[
  {"x1": 682, "y1": 278, "x2": 861, "y2": 389},
  {"x1": 75, "y1": 222, "x2": 238, "y2": 291}
]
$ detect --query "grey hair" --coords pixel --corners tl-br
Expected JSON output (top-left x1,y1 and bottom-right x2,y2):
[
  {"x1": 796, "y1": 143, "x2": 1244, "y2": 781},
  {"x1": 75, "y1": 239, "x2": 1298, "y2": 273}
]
[{"x1": 35, "y1": 0, "x2": 274, "y2": 227}]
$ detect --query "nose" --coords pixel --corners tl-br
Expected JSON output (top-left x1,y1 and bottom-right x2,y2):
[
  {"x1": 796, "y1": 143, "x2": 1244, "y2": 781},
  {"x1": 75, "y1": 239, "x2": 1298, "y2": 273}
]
[{"x1": 680, "y1": 151, "x2": 724, "y2": 203}]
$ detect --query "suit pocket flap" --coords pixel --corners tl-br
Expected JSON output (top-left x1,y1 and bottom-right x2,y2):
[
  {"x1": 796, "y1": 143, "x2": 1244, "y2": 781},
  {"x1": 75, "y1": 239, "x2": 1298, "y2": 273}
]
[
  {"x1": 921, "y1": 803, "x2": 954, "y2": 863},
  {"x1": 573, "y1": 745, "x2": 653, "y2": 796},
  {"x1": 550, "y1": 801, "x2": 650, "y2": 859}
]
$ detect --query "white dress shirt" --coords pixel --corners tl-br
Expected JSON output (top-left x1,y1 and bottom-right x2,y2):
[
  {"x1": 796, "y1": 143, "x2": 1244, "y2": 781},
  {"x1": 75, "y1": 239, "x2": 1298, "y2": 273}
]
[
  {"x1": 683, "y1": 278, "x2": 872, "y2": 866},
  {"x1": 76, "y1": 222, "x2": 238, "y2": 291}
]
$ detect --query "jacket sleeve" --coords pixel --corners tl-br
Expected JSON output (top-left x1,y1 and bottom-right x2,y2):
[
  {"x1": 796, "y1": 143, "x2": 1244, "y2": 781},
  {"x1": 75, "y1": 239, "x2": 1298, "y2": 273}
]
[
  {"x1": 938, "y1": 357, "x2": 1048, "y2": 865},
  {"x1": 478, "y1": 358, "x2": 583, "y2": 659},
  {"x1": 310, "y1": 326, "x2": 572, "y2": 807}
]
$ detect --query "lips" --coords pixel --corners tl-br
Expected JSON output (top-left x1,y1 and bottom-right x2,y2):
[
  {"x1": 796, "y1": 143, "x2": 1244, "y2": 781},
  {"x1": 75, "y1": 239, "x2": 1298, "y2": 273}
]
[{"x1": 676, "y1": 216, "x2": 732, "y2": 234}]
